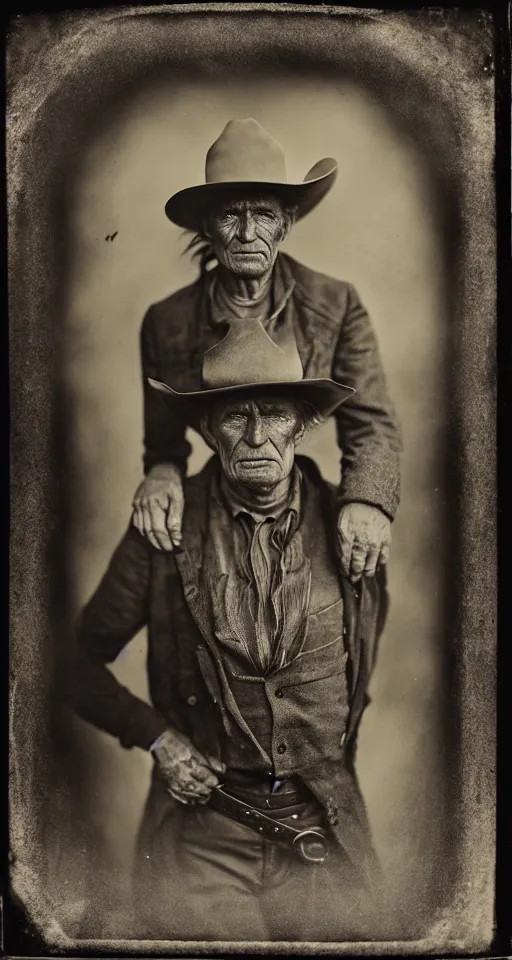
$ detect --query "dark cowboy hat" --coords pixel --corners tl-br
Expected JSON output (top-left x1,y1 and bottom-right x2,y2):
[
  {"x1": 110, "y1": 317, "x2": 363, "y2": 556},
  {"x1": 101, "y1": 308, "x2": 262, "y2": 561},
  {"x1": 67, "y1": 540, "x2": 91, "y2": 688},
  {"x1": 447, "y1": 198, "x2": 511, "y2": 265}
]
[
  {"x1": 165, "y1": 118, "x2": 338, "y2": 232},
  {"x1": 149, "y1": 315, "x2": 354, "y2": 422}
]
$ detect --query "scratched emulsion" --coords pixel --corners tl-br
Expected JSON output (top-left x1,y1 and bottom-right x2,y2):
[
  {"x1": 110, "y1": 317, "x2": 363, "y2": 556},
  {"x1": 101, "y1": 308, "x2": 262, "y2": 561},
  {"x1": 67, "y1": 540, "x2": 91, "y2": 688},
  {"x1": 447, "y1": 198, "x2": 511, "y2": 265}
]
[{"x1": 8, "y1": 6, "x2": 496, "y2": 954}]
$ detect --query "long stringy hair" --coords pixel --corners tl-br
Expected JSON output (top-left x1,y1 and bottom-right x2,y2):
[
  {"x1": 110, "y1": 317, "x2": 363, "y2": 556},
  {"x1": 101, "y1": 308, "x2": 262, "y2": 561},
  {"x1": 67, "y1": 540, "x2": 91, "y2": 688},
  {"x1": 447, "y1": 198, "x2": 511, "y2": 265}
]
[{"x1": 182, "y1": 230, "x2": 217, "y2": 273}]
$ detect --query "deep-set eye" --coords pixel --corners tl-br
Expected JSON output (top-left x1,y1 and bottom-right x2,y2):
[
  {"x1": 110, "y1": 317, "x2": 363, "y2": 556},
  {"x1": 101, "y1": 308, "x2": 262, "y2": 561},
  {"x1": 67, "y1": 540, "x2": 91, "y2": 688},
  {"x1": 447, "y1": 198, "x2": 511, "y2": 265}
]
[{"x1": 223, "y1": 410, "x2": 247, "y2": 424}]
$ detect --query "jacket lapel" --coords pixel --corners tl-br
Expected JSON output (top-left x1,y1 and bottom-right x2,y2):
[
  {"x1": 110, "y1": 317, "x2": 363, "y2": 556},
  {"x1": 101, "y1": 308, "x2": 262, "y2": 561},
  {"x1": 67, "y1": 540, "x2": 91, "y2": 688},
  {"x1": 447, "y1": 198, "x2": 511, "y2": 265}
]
[
  {"x1": 173, "y1": 468, "x2": 217, "y2": 650},
  {"x1": 279, "y1": 256, "x2": 340, "y2": 378}
]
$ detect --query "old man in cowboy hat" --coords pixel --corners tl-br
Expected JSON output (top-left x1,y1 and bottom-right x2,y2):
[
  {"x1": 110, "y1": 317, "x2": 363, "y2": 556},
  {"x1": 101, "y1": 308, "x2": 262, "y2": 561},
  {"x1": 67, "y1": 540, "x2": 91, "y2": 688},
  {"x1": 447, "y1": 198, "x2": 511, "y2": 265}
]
[
  {"x1": 132, "y1": 118, "x2": 401, "y2": 583},
  {"x1": 62, "y1": 317, "x2": 390, "y2": 941}
]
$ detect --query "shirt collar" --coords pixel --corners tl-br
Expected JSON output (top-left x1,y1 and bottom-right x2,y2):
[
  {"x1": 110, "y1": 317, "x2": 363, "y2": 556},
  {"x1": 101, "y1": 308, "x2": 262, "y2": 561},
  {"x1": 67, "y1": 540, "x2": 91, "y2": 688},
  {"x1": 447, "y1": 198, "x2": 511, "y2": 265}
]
[
  {"x1": 213, "y1": 464, "x2": 302, "y2": 526},
  {"x1": 208, "y1": 254, "x2": 296, "y2": 328}
]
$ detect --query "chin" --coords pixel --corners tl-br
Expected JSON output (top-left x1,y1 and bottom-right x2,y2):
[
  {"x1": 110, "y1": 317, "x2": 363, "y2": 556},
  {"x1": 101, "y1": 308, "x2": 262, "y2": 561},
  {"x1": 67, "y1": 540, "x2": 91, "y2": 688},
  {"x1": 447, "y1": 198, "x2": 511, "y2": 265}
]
[
  {"x1": 236, "y1": 463, "x2": 281, "y2": 488},
  {"x1": 227, "y1": 257, "x2": 270, "y2": 278}
]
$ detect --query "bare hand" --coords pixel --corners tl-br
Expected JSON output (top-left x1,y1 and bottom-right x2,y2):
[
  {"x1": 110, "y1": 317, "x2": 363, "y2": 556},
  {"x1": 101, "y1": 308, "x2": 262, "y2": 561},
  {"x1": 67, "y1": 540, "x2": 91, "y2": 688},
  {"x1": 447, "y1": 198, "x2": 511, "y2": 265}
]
[
  {"x1": 152, "y1": 728, "x2": 225, "y2": 805},
  {"x1": 132, "y1": 464, "x2": 184, "y2": 551},
  {"x1": 337, "y1": 502, "x2": 391, "y2": 582}
]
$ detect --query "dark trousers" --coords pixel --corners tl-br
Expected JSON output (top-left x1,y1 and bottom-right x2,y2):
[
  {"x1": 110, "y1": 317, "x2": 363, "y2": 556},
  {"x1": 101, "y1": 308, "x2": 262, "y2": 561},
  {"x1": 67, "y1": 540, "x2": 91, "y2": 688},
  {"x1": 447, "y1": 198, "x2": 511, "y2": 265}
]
[{"x1": 136, "y1": 805, "x2": 382, "y2": 942}]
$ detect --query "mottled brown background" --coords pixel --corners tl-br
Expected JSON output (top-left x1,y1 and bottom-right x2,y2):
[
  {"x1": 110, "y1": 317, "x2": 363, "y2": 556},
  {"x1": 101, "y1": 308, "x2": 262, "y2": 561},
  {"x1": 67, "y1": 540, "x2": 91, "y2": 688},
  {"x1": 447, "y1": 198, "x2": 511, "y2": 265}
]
[{"x1": 8, "y1": 5, "x2": 496, "y2": 954}]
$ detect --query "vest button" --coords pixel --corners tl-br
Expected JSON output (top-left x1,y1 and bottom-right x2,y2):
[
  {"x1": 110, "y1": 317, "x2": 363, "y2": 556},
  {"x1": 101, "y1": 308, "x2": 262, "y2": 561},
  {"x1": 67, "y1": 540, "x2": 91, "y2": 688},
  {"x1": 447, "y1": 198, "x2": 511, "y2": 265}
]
[
  {"x1": 277, "y1": 742, "x2": 287, "y2": 754},
  {"x1": 340, "y1": 731, "x2": 346, "y2": 747},
  {"x1": 187, "y1": 695, "x2": 197, "y2": 706},
  {"x1": 275, "y1": 688, "x2": 284, "y2": 698}
]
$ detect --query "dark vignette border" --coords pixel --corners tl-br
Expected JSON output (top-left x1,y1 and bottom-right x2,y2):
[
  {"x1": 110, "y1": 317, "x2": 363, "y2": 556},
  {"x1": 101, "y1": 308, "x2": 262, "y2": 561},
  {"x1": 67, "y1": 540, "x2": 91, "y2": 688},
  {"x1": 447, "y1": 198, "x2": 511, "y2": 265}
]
[{"x1": 6, "y1": 2, "x2": 500, "y2": 957}]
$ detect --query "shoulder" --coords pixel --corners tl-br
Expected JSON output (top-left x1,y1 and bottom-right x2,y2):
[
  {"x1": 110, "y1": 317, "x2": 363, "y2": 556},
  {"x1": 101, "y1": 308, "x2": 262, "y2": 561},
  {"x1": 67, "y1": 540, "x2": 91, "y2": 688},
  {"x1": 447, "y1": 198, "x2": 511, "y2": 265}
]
[
  {"x1": 143, "y1": 275, "x2": 202, "y2": 327},
  {"x1": 182, "y1": 457, "x2": 218, "y2": 511},
  {"x1": 297, "y1": 455, "x2": 338, "y2": 501},
  {"x1": 283, "y1": 253, "x2": 355, "y2": 314}
]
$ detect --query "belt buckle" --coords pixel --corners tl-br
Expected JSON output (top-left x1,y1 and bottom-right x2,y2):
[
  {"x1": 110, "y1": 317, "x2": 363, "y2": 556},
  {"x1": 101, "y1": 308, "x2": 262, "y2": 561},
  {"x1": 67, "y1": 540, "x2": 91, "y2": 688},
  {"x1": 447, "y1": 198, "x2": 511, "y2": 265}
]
[{"x1": 293, "y1": 828, "x2": 328, "y2": 864}]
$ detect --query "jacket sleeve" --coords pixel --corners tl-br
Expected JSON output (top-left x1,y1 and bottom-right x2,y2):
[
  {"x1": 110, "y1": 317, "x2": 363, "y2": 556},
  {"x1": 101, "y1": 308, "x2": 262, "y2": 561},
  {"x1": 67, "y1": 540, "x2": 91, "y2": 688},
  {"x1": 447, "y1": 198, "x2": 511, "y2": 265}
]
[
  {"x1": 59, "y1": 526, "x2": 170, "y2": 750},
  {"x1": 332, "y1": 283, "x2": 402, "y2": 520},
  {"x1": 141, "y1": 306, "x2": 192, "y2": 476}
]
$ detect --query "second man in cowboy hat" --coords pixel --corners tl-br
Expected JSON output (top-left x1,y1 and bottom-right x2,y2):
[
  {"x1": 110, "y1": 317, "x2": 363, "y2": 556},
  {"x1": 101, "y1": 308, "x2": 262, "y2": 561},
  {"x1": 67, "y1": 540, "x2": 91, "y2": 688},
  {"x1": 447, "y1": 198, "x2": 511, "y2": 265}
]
[
  {"x1": 132, "y1": 118, "x2": 401, "y2": 581},
  {"x1": 62, "y1": 319, "x2": 389, "y2": 940}
]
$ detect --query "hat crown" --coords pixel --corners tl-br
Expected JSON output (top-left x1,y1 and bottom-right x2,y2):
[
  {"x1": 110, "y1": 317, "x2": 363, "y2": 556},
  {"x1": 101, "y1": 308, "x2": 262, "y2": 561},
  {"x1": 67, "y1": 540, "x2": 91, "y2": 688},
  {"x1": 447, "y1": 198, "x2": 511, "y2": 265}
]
[
  {"x1": 205, "y1": 119, "x2": 288, "y2": 186},
  {"x1": 202, "y1": 316, "x2": 303, "y2": 391}
]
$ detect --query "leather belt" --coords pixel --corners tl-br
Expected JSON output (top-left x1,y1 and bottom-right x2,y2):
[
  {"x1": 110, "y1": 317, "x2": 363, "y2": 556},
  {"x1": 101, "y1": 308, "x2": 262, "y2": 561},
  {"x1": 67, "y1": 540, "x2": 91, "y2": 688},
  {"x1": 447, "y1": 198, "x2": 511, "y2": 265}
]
[{"x1": 208, "y1": 786, "x2": 329, "y2": 864}]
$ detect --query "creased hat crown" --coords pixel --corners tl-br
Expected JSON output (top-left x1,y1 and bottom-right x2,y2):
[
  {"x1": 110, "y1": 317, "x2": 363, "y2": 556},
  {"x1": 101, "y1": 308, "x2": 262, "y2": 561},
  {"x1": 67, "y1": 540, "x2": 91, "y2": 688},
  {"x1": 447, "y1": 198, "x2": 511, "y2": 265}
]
[
  {"x1": 202, "y1": 316, "x2": 303, "y2": 390},
  {"x1": 205, "y1": 118, "x2": 288, "y2": 185}
]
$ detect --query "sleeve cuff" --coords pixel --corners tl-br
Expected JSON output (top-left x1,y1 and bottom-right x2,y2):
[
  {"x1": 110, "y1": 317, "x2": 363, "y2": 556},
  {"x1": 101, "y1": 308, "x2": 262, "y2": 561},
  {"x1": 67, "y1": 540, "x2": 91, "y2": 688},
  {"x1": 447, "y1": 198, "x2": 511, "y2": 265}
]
[{"x1": 118, "y1": 704, "x2": 170, "y2": 752}]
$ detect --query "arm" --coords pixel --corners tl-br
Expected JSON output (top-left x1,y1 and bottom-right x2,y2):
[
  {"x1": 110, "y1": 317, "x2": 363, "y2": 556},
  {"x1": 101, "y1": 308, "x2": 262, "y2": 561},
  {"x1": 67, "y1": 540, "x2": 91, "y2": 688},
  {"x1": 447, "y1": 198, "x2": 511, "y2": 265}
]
[
  {"x1": 134, "y1": 307, "x2": 190, "y2": 550},
  {"x1": 59, "y1": 526, "x2": 224, "y2": 801},
  {"x1": 141, "y1": 306, "x2": 192, "y2": 476},
  {"x1": 59, "y1": 526, "x2": 169, "y2": 750},
  {"x1": 332, "y1": 283, "x2": 402, "y2": 521},
  {"x1": 332, "y1": 284, "x2": 401, "y2": 581}
]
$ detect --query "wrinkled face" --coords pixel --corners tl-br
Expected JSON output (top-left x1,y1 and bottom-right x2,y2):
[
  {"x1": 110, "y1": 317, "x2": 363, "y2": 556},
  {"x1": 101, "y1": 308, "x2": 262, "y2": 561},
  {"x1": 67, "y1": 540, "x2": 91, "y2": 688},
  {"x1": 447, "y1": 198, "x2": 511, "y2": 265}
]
[
  {"x1": 207, "y1": 196, "x2": 291, "y2": 278},
  {"x1": 206, "y1": 397, "x2": 304, "y2": 490}
]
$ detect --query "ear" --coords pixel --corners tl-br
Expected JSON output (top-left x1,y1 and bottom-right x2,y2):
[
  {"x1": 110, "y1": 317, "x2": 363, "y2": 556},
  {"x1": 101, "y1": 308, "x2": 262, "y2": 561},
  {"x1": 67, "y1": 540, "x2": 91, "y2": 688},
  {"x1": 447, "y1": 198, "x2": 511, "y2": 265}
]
[
  {"x1": 200, "y1": 415, "x2": 218, "y2": 451},
  {"x1": 280, "y1": 208, "x2": 296, "y2": 242},
  {"x1": 202, "y1": 219, "x2": 212, "y2": 239},
  {"x1": 294, "y1": 421, "x2": 305, "y2": 446},
  {"x1": 280, "y1": 217, "x2": 292, "y2": 242}
]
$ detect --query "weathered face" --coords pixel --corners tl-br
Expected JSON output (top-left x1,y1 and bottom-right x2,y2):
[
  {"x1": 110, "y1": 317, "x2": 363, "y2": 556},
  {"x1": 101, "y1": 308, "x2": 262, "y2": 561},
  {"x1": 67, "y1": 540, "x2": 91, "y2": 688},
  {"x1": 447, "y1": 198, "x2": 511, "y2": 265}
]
[
  {"x1": 207, "y1": 396, "x2": 304, "y2": 491},
  {"x1": 207, "y1": 196, "x2": 291, "y2": 278}
]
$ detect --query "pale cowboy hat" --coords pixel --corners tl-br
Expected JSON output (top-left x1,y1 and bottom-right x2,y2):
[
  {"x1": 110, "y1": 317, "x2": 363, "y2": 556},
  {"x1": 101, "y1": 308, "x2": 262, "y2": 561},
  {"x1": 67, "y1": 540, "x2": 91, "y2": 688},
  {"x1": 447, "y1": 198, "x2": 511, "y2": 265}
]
[
  {"x1": 165, "y1": 118, "x2": 338, "y2": 232},
  {"x1": 149, "y1": 314, "x2": 354, "y2": 421}
]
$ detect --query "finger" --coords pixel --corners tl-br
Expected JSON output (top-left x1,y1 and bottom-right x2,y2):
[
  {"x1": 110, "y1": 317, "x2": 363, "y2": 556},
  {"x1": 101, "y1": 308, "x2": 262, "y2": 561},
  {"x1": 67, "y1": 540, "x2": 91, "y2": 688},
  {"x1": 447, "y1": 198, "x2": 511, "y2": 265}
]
[
  {"x1": 150, "y1": 516, "x2": 174, "y2": 552},
  {"x1": 141, "y1": 505, "x2": 162, "y2": 551},
  {"x1": 349, "y1": 544, "x2": 368, "y2": 582},
  {"x1": 337, "y1": 528, "x2": 354, "y2": 578},
  {"x1": 179, "y1": 781, "x2": 212, "y2": 800},
  {"x1": 189, "y1": 764, "x2": 219, "y2": 789},
  {"x1": 205, "y1": 756, "x2": 226, "y2": 776},
  {"x1": 169, "y1": 776, "x2": 210, "y2": 799},
  {"x1": 363, "y1": 546, "x2": 380, "y2": 578},
  {"x1": 166, "y1": 488, "x2": 184, "y2": 548},
  {"x1": 167, "y1": 789, "x2": 190, "y2": 805},
  {"x1": 132, "y1": 506, "x2": 144, "y2": 536},
  {"x1": 146, "y1": 499, "x2": 175, "y2": 551},
  {"x1": 378, "y1": 542, "x2": 390, "y2": 567}
]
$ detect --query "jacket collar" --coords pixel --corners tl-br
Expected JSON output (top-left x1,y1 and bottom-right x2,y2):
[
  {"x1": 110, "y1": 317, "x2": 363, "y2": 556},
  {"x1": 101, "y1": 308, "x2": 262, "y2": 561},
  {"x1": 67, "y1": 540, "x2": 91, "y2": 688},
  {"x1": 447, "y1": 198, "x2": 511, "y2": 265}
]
[{"x1": 276, "y1": 254, "x2": 339, "y2": 375}]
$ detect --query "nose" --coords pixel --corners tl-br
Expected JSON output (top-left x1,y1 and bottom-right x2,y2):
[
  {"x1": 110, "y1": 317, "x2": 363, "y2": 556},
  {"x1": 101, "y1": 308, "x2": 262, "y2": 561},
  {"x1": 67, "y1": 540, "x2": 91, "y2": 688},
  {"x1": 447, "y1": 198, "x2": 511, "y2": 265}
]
[
  {"x1": 244, "y1": 411, "x2": 266, "y2": 447},
  {"x1": 237, "y1": 209, "x2": 257, "y2": 243}
]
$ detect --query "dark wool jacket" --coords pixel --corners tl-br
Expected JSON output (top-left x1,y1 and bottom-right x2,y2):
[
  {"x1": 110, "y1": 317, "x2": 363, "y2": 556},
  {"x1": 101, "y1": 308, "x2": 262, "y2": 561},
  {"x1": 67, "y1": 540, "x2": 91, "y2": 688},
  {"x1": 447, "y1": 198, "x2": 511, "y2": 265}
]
[
  {"x1": 141, "y1": 253, "x2": 402, "y2": 520},
  {"x1": 61, "y1": 456, "x2": 389, "y2": 888}
]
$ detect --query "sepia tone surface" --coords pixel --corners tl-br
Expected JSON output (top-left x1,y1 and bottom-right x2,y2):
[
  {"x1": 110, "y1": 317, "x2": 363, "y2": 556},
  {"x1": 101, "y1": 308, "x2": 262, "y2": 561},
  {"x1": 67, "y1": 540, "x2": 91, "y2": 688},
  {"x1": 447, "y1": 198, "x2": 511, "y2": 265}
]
[{"x1": 8, "y1": 4, "x2": 496, "y2": 954}]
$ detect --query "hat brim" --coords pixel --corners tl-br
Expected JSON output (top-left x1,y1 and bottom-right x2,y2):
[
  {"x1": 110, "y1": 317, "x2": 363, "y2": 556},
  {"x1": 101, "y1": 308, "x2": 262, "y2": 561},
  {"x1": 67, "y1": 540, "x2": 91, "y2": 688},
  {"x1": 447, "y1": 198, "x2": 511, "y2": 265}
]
[
  {"x1": 148, "y1": 375, "x2": 354, "y2": 422},
  {"x1": 165, "y1": 158, "x2": 338, "y2": 232}
]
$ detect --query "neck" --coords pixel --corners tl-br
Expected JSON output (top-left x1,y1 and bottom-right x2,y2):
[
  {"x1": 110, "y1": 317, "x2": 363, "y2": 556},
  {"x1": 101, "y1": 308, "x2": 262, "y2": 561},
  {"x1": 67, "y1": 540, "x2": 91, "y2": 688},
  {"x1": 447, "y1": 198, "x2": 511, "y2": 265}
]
[
  {"x1": 217, "y1": 266, "x2": 273, "y2": 302},
  {"x1": 223, "y1": 472, "x2": 293, "y2": 516}
]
